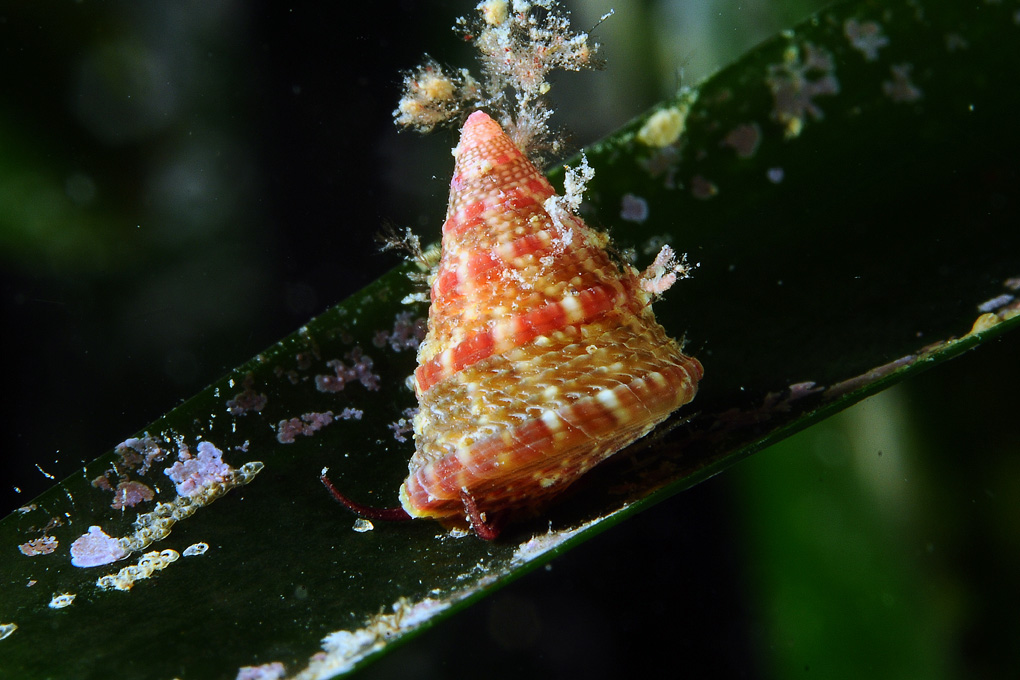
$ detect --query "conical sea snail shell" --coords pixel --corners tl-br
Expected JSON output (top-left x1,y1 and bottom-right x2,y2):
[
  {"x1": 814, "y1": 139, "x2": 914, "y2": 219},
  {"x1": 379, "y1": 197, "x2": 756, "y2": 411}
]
[{"x1": 324, "y1": 111, "x2": 702, "y2": 539}]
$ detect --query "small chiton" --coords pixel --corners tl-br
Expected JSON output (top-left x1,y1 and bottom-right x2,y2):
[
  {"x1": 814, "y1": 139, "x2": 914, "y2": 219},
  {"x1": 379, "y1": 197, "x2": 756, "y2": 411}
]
[{"x1": 323, "y1": 111, "x2": 702, "y2": 539}]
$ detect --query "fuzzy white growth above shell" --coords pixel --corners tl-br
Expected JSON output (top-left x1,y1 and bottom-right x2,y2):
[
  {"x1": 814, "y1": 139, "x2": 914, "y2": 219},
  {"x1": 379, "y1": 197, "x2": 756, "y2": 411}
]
[{"x1": 395, "y1": 0, "x2": 603, "y2": 158}]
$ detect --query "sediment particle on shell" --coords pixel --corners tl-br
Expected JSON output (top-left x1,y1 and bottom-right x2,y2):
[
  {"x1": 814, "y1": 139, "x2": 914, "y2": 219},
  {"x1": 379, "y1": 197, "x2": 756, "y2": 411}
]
[{"x1": 399, "y1": 110, "x2": 703, "y2": 526}]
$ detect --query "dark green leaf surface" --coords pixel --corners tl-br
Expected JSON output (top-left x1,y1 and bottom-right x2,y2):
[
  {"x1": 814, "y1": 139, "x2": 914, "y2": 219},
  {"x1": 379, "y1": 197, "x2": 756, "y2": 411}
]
[{"x1": 2, "y1": 1, "x2": 1018, "y2": 677}]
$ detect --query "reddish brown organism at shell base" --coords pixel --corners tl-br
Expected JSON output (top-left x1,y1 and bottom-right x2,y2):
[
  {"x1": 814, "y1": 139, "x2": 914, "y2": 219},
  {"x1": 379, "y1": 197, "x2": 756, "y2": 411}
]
[{"x1": 322, "y1": 111, "x2": 702, "y2": 539}]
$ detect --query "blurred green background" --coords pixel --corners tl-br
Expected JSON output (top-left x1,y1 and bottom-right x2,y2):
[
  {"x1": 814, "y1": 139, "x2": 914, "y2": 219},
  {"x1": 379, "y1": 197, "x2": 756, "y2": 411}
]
[{"x1": 2, "y1": 1, "x2": 1016, "y2": 677}]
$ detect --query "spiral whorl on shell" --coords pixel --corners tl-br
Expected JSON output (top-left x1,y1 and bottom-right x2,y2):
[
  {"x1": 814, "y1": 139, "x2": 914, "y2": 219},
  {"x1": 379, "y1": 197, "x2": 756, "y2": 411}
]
[{"x1": 400, "y1": 111, "x2": 703, "y2": 525}]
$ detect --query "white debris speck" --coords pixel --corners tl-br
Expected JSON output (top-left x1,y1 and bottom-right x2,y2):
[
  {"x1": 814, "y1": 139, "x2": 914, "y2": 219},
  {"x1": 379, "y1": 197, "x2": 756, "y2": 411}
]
[
  {"x1": 977, "y1": 294, "x2": 1014, "y2": 313},
  {"x1": 352, "y1": 519, "x2": 374, "y2": 533},
  {"x1": 183, "y1": 542, "x2": 209, "y2": 557},
  {"x1": 48, "y1": 593, "x2": 76, "y2": 609}
]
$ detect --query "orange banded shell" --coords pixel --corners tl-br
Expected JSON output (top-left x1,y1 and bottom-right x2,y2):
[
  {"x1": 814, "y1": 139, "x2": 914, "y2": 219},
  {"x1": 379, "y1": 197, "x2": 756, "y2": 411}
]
[{"x1": 397, "y1": 111, "x2": 703, "y2": 529}]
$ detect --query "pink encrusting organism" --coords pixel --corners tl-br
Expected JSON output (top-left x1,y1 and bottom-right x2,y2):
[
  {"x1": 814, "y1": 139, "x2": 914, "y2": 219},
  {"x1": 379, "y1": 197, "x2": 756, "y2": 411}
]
[
  {"x1": 69, "y1": 525, "x2": 128, "y2": 568},
  {"x1": 164, "y1": 441, "x2": 233, "y2": 497},
  {"x1": 322, "y1": 1, "x2": 702, "y2": 539}
]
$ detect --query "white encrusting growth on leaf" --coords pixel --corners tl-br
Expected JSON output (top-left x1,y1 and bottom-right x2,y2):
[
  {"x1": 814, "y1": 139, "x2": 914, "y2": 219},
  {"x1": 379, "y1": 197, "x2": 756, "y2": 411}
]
[
  {"x1": 182, "y1": 542, "x2": 209, "y2": 557},
  {"x1": 116, "y1": 456, "x2": 262, "y2": 555},
  {"x1": 96, "y1": 549, "x2": 180, "y2": 591},
  {"x1": 48, "y1": 593, "x2": 76, "y2": 609},
  {"x1": 394, "y1": 0, "x2": 608, "y2": 156},
  {"x1": 292, "y1": 597, "x2": 452, "y2": 678}
]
